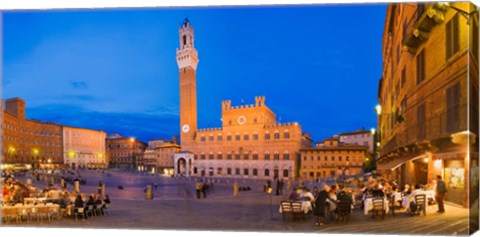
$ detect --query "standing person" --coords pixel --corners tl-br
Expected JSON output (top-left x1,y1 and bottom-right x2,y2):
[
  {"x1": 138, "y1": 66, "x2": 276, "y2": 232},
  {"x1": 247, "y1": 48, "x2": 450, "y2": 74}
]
[
  {"x1": 195, "y1": 180, "x2": 202, "y2": 199},
  {"x1": 314, "y1": 184, "x2": 330, "y2": 226},
  {"x1": 435, "y1": 175, "x2": 447, "y2": 213},
  {"x1": 234, "y1": 181, "x2": 239, "y2": 196},
  {"x1": 275, "y1": 178, "x2": 280, "y2": 196}
]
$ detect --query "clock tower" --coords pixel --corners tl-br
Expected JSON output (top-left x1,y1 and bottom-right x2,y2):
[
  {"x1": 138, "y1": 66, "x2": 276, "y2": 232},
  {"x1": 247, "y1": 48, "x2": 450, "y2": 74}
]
[{"x1": 176, "y1": 18, "x2": 198, "y2": 147}]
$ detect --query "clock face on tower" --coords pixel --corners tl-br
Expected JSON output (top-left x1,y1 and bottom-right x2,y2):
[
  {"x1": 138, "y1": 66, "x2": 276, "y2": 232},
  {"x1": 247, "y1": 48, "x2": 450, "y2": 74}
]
[
  {"x1": 182, "y1": 124, "x2": 190, "y2": 133},
  {"x1": 237, "y1": 115, "x2": 246, "y2": 125}
]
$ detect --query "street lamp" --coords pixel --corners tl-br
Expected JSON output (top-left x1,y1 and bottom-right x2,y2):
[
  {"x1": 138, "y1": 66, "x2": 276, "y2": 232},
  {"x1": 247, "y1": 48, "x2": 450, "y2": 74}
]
[{"x1": 375, "y1": 104, "x2": 382, "y2": 115}]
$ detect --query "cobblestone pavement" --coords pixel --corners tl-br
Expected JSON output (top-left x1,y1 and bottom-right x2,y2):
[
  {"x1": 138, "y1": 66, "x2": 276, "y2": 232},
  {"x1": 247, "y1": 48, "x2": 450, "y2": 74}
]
[{"x1": 4, "y1": 171, "x2": 472, "y2": 235}]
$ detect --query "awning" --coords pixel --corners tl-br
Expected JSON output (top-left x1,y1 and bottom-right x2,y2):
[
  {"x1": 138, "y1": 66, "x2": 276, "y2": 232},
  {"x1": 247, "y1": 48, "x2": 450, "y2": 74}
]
[{"x1": 377, "y1": 153, "x2": 429, "y2": 171}]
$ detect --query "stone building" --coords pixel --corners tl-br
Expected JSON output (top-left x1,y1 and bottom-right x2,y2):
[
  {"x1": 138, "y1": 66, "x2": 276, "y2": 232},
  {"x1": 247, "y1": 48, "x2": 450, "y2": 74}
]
[
  {"x1": 106, "y1": 136, "x2": 147, "y2": 170},
  {"x1": 63, "y1": 126, "x2": 106, "y2": 169},
  {"x1": 335, "y1": 128, "x2": 375, "y2": 154},
  {"x1": 2, "y1": 98, "x2": 63, "y2": 168},
  {"x1": 300, "y1": 138, "x2": 368, "y2": 180},
  {"x1": 139, "y1": 140, "x2": 181, "y2": 175},
  {"x1": 173, "y1": 19, "x2": 311, "y2": 179},
  {"x1": 376, "y1": 2, "x2": 478, "y2": 207}
]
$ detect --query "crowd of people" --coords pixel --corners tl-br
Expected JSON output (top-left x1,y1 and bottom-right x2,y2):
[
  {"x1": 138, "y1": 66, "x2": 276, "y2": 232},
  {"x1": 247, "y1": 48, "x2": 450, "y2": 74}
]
[
  {"x1": 278, "y1": 173, "x2": 448, "y2": 227},
  {"x1": 1, "y1": 169, "x2": 112, "y2": 222}
]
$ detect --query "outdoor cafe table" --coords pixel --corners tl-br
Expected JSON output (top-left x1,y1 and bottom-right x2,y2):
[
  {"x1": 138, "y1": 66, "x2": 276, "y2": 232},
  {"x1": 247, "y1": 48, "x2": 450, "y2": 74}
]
[
  {"x1": 402, "y1": 190, "x2": 435, "y2": 208},
  {"x1": 364, "y1": 197, "x2": 389, "y2": 215},
  {"x1": 24, "y1": 197, "x2": 57, "y2": 205},
  {"x1": 278, "y1": 201, "x2": 312, "y2": 214}
]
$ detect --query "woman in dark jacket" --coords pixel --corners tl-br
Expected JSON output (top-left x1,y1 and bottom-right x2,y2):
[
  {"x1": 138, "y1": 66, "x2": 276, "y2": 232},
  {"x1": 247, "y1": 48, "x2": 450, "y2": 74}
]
[
  {"x1": 314, "y1": 184, "x2": 331, "y2": 226},
  {"x1": 74, "y1": 194, "x2": 84, "y2": 208}
]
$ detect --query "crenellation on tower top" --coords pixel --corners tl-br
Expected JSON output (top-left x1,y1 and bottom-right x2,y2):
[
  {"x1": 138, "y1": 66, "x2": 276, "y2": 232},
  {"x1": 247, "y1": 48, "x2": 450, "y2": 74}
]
[{"x1": 255, "y1": 96, "x2": 265, "y2": 107}]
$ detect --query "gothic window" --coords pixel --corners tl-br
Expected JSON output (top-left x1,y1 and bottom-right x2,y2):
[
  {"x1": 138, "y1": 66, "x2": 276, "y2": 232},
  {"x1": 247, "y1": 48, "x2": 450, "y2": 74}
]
[
  {"x1": 243, "y1": 133, "x2": 249, "y2": 140},
  {"x1": 217, "y1": 135, "x2": 223, "y2": 141},
  {"x1": 235, "y1": 153, "x2": 240, "y2": 160},
  {"x1": 253, "y1": 153, "x2": 258, "y2": 160},
  {"x1": 244, "y1": 154, "x2": 249, "y2": 160},
  {"x1": 253, "y1": 168, "x2": 258, "y2": 176},
  {"x1": 274, "y1": 131, "x2": 280, "y2": 139},
  {"x1": 283, "y1": 153, "x2": 289, "y2": 160},
  {"x1": 264, "y1": 169, "x2": 270, "y2": 177},
  {"x1": 227, "y1": 168, "x2": 232, "y2": 175},
  {"x1": 244, "y1": 168, "x2": 249, "y2": 176},
  {"x1": 235, "y1": 134, "x2": 241, "y2": 141},
  {"x1": 253, "y1": 133, "x2": 259, "y2": 140},
  {"x1": 284, "y1": 131, "x2": 290, "y2": 139},
  {"x1": 235, "y1": 168, "x2": 240, "y2": 175},
  {"x1": 265, "y1": 132, "x2": 270, "y2": 140},
  {"x1": 183, "y1": 35, "x2": 187, "y2": 46},
  {"x1": 217, "y1": 153, "x2": 223, "y2": 160},
  {"x1": 209, "y1": 135, "x2": 214, "y2": 142},
  {"x1": 227, "y1": 134, "x2": 232, "y2": 141},
  {"x1": 209, "y1": 154, "x2": 214, "y2": 160},
  {"x1": 264, "y1": 153, "x2": 270, "y2": 160}
]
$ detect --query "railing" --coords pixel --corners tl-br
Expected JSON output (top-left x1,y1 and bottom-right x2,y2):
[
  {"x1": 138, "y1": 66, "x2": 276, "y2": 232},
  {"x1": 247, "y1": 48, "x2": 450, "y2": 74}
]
[{"x1": 380, "y1": 104, "x2": 467, "y2": 157}]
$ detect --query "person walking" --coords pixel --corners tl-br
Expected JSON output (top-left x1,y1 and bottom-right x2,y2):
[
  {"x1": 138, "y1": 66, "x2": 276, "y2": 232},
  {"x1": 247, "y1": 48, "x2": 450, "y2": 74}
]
[
  {"x1": 195, "y1": 180, "x2": 202, "y2": 199},
  {"x1": 435, "y1": 175, "x2": 447, "y2": 213},
  {"x1": 201, "y1": 181, "x2": 208, "y2": 198},
  {"x1": 234, "y1": 181, "x2": 239, "y2": 196}
]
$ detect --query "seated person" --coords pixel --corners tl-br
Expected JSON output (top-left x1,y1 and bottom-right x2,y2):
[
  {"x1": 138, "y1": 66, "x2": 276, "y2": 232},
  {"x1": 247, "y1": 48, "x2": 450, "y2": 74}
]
[
  {"x1": 289, "y1": 188, "x2": 301, "y2": 201},
  {"x1": 406, "y1": 184, "x2": 425, "y2": 213},
  {"x1": 299, "y1": 187, "x2": 315, "y2": 202},
  {"x1": 336, "y1": 185, "x2": 353, "y2": 212},
  {"x1": 403, "y1": 184, "x2": 412, "y2": 195},
  {"x1": 371, "y1": 184, "x2": 385, "y2": 198}
]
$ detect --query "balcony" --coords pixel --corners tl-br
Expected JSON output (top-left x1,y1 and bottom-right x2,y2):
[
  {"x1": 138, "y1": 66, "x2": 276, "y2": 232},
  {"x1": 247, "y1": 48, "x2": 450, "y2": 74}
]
[
  {"x1": 379, "y1": 104, "x2": 467, "y2": 158},
  {"x1": 402, "y1": 3, "x2": 448, "y2": 53}
]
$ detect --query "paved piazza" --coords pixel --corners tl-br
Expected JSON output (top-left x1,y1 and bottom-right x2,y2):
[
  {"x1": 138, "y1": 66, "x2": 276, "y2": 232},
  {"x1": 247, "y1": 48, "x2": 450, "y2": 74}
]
[{"x1": 4, "y1": 170, "x2": 472, "y2": 235}]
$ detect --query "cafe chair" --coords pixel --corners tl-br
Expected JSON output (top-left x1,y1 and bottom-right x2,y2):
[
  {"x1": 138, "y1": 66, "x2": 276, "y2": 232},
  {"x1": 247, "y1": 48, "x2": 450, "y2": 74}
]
[
  {"x1": 280, "y1": 201, "x2": 293, "y2": 221},
  {"x1": 413, "y1": 194, "x2": 427, "y2": 216},
  {"x1": 371, "y1": 198, "x2": 385, "y2": 220}
]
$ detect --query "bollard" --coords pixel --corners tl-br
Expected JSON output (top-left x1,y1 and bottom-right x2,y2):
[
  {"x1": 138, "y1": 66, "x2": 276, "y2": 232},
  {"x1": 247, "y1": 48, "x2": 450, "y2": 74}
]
[
  {"x1": 61, "y1": 179, "x2": 65, "y2": 188},
  {"x1": 74, "y1": 180, "x2": 80, "y2": 193},
  {"x1": 146, "y1": 185, "x2": 153, "y2": 200},
  {"x1": 233, "y1": 181, "x2": 239, "y2": 196}
]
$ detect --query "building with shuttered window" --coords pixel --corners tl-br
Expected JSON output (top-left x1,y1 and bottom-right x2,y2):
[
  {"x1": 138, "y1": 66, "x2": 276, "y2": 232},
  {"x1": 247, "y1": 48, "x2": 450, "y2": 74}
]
[{"x1": 376, "y1": 2, "x2": 478, "y2": 207}]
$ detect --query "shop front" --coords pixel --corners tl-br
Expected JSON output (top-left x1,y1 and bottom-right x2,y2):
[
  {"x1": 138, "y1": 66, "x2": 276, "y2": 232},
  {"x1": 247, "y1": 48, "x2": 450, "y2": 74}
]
[{"x1": 430, "y1": 150, "x2": 468, "y2": 207}]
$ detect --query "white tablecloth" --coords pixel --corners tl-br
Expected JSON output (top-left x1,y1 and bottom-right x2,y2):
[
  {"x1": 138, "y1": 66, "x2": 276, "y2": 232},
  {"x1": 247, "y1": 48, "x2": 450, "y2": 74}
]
[
  {"x1": 402, "y1": 191, "x2": 434, "y2": 208},
  {"x1": 392, "y1": 192, "x2": 402, "y2": 203},
  {"x1": 364, "y1": 198, "x2": 389, "y2": 215},
  {"x1": 425, "y1": 190, "x2": 435, "y2": 200}
]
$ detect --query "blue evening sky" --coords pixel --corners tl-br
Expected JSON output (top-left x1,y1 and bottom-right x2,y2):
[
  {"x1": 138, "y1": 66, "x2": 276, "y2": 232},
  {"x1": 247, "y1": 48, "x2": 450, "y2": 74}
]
[{"x1": 3, "y1": 4, "x2": 386, "y2": 143}]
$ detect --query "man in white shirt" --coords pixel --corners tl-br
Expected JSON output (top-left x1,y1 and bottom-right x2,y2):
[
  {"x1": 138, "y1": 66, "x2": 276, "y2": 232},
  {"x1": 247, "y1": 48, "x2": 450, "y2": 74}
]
[{"x1": 406, "y1": 184, "x2": 425, "y2": 213}]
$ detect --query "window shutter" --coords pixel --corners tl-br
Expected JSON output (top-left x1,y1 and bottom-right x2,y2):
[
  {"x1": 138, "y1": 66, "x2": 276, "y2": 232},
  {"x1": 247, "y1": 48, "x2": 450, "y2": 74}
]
[
  {"x1": 446, "y1": 19, "x2": 452, "y2": 59},
  {"x1": 453, "y1": 14, "x2": 459, "y2": 54}
]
